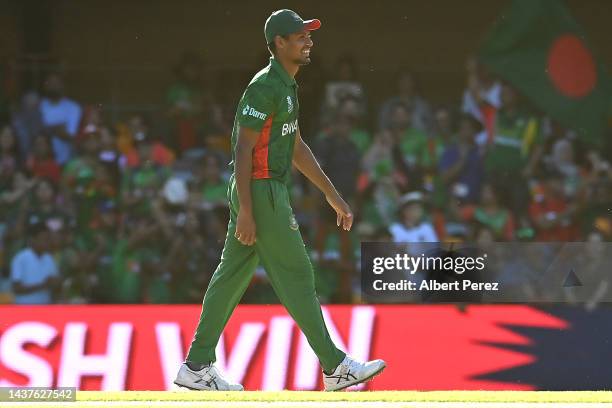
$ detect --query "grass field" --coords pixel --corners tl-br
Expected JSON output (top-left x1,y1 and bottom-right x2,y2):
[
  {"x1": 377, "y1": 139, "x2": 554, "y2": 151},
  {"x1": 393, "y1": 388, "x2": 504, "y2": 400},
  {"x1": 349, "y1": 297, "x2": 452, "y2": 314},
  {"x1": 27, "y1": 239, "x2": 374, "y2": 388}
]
[{"x1": 3, "y1": 391, "x2": 612, "y2": 408}]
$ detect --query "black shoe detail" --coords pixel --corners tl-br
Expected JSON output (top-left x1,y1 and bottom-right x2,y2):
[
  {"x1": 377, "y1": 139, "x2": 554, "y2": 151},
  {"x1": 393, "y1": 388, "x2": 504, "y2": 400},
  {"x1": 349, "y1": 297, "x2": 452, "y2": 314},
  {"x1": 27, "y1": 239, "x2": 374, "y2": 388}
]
[
  {"x1": 328, "y1": 364, "x2": 386, "y2": 391},
  {"x1": 193, "y1": 374, "x2": 219, "y2": 390},
  {"x1": 326, "y1": 369, "x2": 358, "y2": 384},
  {"x1": 205, "y1": 377, "x2": 219, "y2": 390}
]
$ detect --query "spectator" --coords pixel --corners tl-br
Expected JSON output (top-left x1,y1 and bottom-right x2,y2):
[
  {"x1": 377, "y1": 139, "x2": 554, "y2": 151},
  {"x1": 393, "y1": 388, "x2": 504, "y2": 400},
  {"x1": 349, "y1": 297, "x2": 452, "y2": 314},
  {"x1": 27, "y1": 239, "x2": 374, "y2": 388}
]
[
  {"x1": 97, "y1": 126, "x2": 121, "y2": 190},
  {"x1": 62, "y1": 127, "x2": 102, "y2": 228},
  {"x1": 162, "y1": 210, "x2": 209, "y2": 303},
  {"x1": 26, "y1": 178, "x2": 66, "y2": 229},
  {"x1": 76, "y1": 106, "x2": 105, "y2": 144},
  {"x1": 361, "y1": 130, "x2": 400, "y2": 227},
  {"x1": 580, "y1": 148, "x2": 612, "y2": 235},
  {"x1": 322, "y1": 55, "x2": 366, "y2": 114},
  {"x1": 55, "y1": 199, "x2": 116, "y2": 303},
  {"x1": 548, "y1": 138, "x2": 583, "y2": 199},
  {"x1": 329, "y1": 95, "x2": 371, "y2": 153},
  {"x1": 40, "y1": 72, "x2": 82, "y2": 165},
  {"x1": 122, "y1": 114, "x2": 175, "y2": 168},
  {"x1": 389, "y1": 191, "x2": 438, "y2": 242},
  {"x1": 98, "y1": 215, "x2": 161, "y2": 303},
  {"x1": 10, "y1": 221, "x2": 59, "y2": 304},
  {"x1": 460, "y1": 183, "x2": 515, "y2": 241},
  {"x1": 461, "y1": 56, "x2": 501, "y2": 131},
  {"x1": 1, "y1": 169, "x2": 36, "y2": 227},
  {"x1": 483, "y1": 83, "x2": 543, "y2": 215},
  {"x1": 427, "y1": 106, "x2": 456, "y2": 210},
  {"x1": 0, "y1": 126, "x2": 19, "y2": 178},
  {"x1": 379, "y1": 70, "x2": 432, "y2": 134},
  {"x1": 388, "y1": 102, "x2": 429, "y2": 192},
  {"x1": 439, "y1": 113, "x2": 484, "y2": 204},
  {"x1": 529, "y1": 169, "x2": 579, "y2": 241},
  {"x1": 68, "y1": 200, "x2": 119, "y2": 303},
  {"x1": 1, "y1": 170, "x2": 37, "y2": 280},
  {"x1": 431, "y1": 106, "x2": 454, "y2": 147},
  {"x1": 166, "y1": 52, "x2": 206, "y2": 153},
  {"x1": 12, "y1": 92, "x2": 44, "y2": 160},
  {"x1": 191, "y1": 153, "x2": 229, "y2": 211},
  {"x1": 121, "y1": 129, "x2": 173, "y2": 217},
  {"x1": 26, "y1": 134, "x2": 61, "y2": 184},
  {"x1": 154, "y1": 177, "x2": 190, "y2": 239}
]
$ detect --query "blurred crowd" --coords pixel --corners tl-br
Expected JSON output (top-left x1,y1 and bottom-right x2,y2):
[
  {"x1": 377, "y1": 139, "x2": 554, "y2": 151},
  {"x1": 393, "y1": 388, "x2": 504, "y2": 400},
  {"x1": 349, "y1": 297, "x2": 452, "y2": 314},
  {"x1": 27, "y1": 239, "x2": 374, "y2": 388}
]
[{"x1": 1, "y1": 52, "x2": 611, "y2": 305}]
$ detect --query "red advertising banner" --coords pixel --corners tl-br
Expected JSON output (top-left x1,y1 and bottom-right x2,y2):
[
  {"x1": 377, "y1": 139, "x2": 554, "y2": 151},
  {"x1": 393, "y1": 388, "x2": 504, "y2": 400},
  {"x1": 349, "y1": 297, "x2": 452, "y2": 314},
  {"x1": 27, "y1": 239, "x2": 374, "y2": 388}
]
[{"x1": 0, "y1": 305, "x2": 567, "y2": 391}]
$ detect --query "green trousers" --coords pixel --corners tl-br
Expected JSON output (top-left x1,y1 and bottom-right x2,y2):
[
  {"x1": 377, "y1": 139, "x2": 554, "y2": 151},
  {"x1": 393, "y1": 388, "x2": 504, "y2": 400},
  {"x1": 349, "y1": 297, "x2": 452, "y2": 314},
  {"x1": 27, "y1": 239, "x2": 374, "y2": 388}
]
[{"x1": 186, "y1": 174, "x2": 345, "y2": 372}]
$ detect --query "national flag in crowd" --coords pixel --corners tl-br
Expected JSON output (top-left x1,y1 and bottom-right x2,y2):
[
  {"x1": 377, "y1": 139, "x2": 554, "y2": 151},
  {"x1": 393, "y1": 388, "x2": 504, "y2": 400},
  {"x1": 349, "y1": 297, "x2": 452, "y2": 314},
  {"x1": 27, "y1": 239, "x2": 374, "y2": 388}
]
[{"x1": 479, "y1": 0, "x2": 611, "y2": 144}]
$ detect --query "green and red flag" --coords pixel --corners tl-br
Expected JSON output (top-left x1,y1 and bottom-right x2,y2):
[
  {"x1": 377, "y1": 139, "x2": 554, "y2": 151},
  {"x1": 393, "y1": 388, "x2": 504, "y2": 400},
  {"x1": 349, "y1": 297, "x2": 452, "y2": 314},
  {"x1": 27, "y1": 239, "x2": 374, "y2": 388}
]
[{"x1": 479, "y1": 0, "x2": 610, "y2": 144}]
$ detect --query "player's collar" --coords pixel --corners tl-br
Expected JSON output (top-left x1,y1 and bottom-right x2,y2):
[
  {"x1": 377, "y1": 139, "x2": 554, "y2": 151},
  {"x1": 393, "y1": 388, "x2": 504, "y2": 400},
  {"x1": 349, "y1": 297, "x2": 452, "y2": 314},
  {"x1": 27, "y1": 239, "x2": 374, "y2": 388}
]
[{"x1": 270, "y1": 57, "x2": 297, "y2": 88}]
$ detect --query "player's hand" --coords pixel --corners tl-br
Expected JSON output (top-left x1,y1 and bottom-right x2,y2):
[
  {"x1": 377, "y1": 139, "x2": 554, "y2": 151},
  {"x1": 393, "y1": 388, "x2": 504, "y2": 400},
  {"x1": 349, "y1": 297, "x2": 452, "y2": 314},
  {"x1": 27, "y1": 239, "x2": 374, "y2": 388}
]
[
  {"x1": 326, "y1": 193, "x2": 353, "y2": 231},
  {"x1": 235, "y1": 210, "x2": 256, "y2": 245}
]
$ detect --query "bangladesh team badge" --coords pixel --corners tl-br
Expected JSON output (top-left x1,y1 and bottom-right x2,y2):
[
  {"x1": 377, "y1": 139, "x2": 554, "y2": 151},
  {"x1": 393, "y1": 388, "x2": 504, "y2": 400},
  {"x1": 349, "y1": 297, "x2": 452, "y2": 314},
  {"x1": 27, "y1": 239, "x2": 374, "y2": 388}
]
[{"x1": 289, "y1": 214, "x2": 299, "y2": 230}]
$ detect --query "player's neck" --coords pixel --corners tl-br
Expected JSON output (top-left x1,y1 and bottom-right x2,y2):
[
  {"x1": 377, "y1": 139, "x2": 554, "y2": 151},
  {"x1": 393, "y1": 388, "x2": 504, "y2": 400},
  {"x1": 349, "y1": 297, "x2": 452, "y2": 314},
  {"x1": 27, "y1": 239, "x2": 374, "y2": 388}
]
[{"x1": 276, "y1": 55, "x2": 299, "y2": 78}]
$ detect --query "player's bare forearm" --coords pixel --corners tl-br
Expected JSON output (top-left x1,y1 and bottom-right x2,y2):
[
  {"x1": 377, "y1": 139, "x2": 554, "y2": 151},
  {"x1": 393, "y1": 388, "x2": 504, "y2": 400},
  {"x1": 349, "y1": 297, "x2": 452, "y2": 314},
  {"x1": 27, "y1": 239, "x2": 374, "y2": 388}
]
[
  {"x1": 234, "y1": 127, "x2": 260, "y2": 245},
  {"x1": 292, "y1": 129, "x2": 339, "y2": 199},
  {"x1": 293, "y1": 128, "x2": 353, "y2": 230}
]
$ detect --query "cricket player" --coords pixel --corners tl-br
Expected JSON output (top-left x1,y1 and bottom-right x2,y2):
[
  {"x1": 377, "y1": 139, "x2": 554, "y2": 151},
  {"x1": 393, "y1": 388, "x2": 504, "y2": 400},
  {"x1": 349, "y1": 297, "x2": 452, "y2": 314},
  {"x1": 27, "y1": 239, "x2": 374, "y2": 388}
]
[{"x1": 174, "y1": 9, "x2": 386, "y2": 391}]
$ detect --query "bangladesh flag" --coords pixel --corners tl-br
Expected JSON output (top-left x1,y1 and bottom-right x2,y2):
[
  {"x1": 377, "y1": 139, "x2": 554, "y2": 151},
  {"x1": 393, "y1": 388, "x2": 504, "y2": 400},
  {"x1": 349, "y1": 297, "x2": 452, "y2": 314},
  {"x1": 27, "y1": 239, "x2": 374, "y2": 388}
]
[{"x1": 479, "y1": 0, "x2": 610, "y2": 144}]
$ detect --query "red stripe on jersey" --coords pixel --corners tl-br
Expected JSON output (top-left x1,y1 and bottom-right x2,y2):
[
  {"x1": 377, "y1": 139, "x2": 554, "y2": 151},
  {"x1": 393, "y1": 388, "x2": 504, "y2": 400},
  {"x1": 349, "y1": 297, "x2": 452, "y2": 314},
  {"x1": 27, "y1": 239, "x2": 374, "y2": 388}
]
[{"x1": 252, "y1": 115, "x2": 274, "y2": 179}]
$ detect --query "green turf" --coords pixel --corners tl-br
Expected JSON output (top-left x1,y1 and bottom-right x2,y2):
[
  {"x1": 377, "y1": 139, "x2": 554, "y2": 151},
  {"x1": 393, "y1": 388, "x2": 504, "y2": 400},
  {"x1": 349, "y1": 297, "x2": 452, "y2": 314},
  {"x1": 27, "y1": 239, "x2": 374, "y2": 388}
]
[{"x1": 77, "y1": 390, "x2": 612, "y2": 403}]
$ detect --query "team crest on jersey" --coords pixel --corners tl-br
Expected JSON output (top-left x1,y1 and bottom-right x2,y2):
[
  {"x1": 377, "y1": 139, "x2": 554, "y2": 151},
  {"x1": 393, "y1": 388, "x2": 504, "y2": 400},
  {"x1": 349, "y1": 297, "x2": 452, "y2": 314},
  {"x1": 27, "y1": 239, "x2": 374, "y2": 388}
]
[
  {"x1": 289, "y1": 214, "x2": 299, "y2": 231},
  {"x1": 287, "y1": 96, "x2": 293, "y2": 113}
]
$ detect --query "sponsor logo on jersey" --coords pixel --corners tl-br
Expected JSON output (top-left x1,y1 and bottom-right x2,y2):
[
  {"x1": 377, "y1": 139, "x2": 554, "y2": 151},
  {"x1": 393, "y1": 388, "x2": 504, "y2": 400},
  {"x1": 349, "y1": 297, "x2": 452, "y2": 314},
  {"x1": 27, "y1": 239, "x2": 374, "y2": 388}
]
[
  {"x1": 242, "y1": 104, "x2": 267, "y2": 120},
  {"x1": 287, "y1": 96, "x2": 293, "y2": 113},
  {"x1": 282, "y1": 119, "x2": 298, "y2": 136}
]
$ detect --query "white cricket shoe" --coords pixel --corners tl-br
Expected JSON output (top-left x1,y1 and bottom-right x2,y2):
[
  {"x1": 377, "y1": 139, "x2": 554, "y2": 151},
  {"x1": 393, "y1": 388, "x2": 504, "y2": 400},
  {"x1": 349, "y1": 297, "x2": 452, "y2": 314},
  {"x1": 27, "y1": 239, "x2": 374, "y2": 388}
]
[
  {"x1": 174, "y1": 363, "x2": 244, "y2": 391},
  {"x1": 323, "y1": 355, "x2": 386, "y2": 391}
]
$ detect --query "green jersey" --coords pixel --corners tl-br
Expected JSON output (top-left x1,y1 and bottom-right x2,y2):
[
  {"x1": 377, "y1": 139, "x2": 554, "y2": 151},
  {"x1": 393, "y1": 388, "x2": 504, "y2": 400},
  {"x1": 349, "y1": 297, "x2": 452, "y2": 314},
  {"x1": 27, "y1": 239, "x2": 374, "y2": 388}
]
[
  {"x1": 230, "y1": 57, "x2": 300, "y2": 185},
  {"x1": 485, "y1": 110, "x2": 541, "y2": 173}
]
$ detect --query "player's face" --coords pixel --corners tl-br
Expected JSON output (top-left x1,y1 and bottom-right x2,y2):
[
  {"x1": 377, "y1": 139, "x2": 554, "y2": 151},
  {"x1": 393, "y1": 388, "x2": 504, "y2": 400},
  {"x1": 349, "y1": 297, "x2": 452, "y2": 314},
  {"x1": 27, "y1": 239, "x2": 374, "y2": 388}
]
[{"x1": 284, "y1": 30, "x2": 313, "y2": 65}]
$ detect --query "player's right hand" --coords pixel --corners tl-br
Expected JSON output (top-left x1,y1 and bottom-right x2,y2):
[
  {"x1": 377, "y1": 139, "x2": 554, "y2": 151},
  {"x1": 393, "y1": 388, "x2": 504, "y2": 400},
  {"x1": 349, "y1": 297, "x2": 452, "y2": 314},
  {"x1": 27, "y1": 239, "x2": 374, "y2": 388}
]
[{"x1": 235, "y1": 210, "x2": 257, "y2": 245}]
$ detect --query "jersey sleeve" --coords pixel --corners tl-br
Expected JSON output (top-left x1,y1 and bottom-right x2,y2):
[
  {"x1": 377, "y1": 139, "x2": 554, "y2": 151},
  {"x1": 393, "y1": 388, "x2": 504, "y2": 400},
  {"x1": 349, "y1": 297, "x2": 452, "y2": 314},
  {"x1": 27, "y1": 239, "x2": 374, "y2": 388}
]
[{"x1": 237, "y1": 83, "x2": 276, "y2": 132}]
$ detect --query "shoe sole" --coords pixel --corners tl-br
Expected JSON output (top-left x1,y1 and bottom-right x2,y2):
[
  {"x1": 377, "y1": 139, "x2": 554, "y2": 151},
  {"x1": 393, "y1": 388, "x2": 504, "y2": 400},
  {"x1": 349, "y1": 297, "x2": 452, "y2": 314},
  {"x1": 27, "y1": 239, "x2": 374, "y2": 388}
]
[
  {"x1": 325, "y1": 363, "x2": 387, "y2": 392},
  {"x1": 173, "y1": 381, "x2": 206, "y2": 391},
  {"x1": 173, "y1": 381, "x2": 244, "y2": 392}
]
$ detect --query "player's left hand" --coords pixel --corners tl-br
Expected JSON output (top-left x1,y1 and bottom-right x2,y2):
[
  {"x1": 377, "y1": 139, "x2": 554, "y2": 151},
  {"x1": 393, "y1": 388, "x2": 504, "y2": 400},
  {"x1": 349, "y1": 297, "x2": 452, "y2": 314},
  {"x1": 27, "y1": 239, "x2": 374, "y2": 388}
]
[{"x1": 326, "y1": 193, "x2": 353, "y2": 231}]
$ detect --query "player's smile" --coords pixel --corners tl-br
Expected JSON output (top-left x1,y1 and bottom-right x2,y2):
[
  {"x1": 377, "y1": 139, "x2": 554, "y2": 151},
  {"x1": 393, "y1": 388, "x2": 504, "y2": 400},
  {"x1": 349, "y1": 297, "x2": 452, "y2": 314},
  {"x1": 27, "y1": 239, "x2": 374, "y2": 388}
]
[{"x1": 300, "y1": 47, "x2": 311, "y2": 63}]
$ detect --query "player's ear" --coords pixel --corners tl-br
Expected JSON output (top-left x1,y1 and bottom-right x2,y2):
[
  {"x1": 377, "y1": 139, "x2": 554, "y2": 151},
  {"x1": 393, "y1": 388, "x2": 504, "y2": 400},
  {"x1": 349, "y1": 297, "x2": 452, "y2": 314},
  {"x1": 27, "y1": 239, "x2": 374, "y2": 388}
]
[{"x1": 274, "y1": 35, "x2": 286, "y2": 51}]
